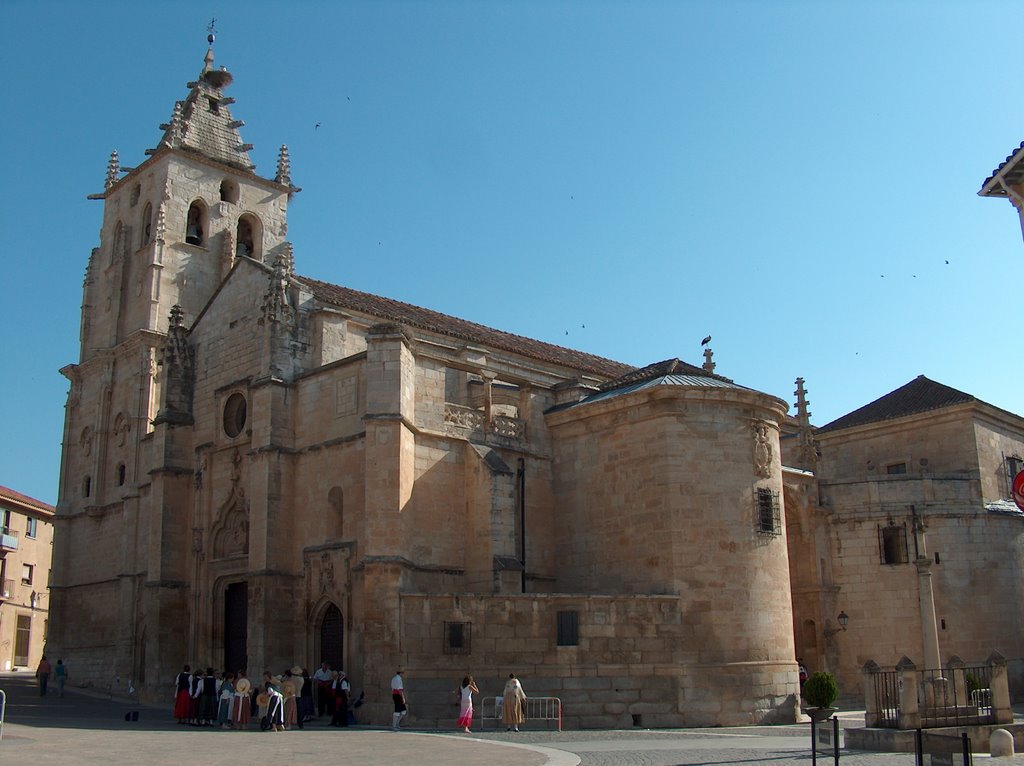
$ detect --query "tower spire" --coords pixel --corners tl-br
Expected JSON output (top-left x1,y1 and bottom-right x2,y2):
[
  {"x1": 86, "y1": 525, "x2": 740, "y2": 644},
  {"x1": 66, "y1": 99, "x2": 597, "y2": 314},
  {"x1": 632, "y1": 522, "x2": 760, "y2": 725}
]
[{"x1": 204, "y1": 17, "x2": 217, "y2": 72}]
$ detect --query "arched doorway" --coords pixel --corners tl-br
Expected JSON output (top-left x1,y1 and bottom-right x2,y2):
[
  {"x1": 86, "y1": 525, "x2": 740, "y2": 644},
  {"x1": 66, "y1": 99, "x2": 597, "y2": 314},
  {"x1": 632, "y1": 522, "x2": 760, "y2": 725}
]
[
  {"x1": 224, "y1": 582, "x2": 248, "y2": 674},
  {"x1": 319, "y1": 604, "x2": 344, "y2": 671}
]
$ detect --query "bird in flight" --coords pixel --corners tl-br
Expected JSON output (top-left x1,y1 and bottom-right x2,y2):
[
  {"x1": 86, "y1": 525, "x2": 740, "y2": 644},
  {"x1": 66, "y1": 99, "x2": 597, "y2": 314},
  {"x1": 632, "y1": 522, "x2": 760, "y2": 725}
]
[{"x1": 315, "y1": 122, "x2": 321, "y2": 130}]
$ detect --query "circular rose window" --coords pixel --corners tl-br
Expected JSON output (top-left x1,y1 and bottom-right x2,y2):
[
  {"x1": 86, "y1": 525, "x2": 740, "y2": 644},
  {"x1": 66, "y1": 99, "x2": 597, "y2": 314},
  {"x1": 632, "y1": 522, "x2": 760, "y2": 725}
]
[{"x1": 223, "y1": 392, "x2": 247, "y2": 438}]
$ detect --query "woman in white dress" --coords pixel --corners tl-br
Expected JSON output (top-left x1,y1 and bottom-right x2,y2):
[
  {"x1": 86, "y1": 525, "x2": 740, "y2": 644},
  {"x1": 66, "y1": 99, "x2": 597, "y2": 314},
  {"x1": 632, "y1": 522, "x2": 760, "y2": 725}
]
[{"x1": 455, "y1": 675, "x2": 479, "y2": 733}]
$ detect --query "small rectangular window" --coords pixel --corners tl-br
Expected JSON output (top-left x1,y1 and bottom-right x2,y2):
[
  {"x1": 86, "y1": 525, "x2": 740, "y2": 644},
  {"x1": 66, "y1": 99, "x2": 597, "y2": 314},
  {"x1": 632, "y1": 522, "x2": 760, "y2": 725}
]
[
  {"x1": 444, "y1": 621, "x2": 471, "y2": 655},
  {"x1": 886, "y1": 462, "x2": 907, "y2": 475},
  {"x1": 557, "y1": 610, "x2": 579, "y2": 646},
  {"x1": 26, "y1": 517, "x2": 38, "y2": 538},
  {"x1": 22, "y1": 563, "x2": 34, "y2": 585},
  {"x1": 879, "y1": 524, "x2": 909, "y2": 565},
  {"x1": 756, "y1": 488, "x2": 782, "y2": 535}
]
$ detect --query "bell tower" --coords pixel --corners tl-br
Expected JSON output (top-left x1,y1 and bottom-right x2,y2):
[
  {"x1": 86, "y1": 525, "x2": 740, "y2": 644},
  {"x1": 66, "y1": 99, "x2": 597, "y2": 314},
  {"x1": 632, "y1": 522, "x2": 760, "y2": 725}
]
[
  {"x1": 53, "y1": 34, "x2": 298, "y2": 691},
  {"x1": 79, "y1": 32, "x2": 297, "y2": 365}
]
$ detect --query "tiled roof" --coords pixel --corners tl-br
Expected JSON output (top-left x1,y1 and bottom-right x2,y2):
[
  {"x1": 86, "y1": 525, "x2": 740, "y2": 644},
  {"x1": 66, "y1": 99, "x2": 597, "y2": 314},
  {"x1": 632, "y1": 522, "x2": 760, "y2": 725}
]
[
  {"x1": 597, "y1": 357, "x2": 735, "y2": 391},
  {"x1": 816, "y1": 375, "x2": 975, "y2": 433},
  {"x1": 545, "y1": 358, "x2": 752, "y2": 414},
  {"x1": 150, "y1": 49, "x2": 255, "y2": 172},
  {"x1": 298, "y1": 275, "x2": 635, "y2": 379},
  {"x1": 979, "y1": 140, "x2": 1024, "y2": 196},
  {"x1": 0, "y1": 485, "x2": 55, "y2": 515}
]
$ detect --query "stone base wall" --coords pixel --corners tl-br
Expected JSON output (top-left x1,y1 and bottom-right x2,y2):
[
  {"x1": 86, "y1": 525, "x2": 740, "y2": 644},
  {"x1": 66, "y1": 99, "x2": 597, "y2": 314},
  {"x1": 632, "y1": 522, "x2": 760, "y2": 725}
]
[{"x1": 362, "y1": 592, "x2": 799, "y2": 729}]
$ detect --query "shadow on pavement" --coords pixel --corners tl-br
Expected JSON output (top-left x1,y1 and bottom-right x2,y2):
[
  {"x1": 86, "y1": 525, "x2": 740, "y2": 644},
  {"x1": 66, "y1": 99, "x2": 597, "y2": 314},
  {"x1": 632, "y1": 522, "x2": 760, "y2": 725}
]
[{"x1": 2, "y1": 671, "x2": 185, "y2": 733}]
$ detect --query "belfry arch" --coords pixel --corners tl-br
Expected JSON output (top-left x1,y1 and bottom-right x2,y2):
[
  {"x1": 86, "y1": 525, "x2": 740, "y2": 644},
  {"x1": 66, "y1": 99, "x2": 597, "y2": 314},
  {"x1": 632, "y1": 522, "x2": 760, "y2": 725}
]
[{"x1": 313, "y1": 601, "x2": 344, "y2": 672}]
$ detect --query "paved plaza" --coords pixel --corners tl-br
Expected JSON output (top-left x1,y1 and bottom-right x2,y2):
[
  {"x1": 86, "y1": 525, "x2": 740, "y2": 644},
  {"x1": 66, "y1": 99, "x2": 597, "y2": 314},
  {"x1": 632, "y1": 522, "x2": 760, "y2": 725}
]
[{"x1": 2, "y1": 673, "x2": 1022, "y2": 765}]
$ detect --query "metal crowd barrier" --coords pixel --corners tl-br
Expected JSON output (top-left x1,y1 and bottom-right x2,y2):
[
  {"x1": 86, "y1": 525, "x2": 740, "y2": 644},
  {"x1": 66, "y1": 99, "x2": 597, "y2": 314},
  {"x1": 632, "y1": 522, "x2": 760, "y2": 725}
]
[{"x1": 479, "y1": 695, "x2": 562, "y2": 731}]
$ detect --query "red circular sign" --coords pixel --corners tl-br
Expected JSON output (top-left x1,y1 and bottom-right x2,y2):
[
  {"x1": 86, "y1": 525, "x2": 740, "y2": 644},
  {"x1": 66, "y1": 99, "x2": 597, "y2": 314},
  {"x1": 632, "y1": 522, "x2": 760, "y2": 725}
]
[{"x1": 1013, "y1": 470, "x2": 1024, "y2": 513}]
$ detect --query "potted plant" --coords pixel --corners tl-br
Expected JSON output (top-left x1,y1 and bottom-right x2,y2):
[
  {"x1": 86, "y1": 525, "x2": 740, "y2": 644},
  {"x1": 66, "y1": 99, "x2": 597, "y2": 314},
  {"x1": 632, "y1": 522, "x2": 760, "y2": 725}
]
[{"x1": 803, "y1": 671, "x2": 839, "y2": 722}]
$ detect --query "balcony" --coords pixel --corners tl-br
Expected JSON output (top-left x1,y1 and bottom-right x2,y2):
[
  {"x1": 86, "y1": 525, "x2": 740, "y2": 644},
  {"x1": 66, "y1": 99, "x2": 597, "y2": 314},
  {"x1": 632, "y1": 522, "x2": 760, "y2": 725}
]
[
  {"x1": 0, "y1": 579, "x2": 12, "y2": 599},
  {"x1": 444, "y1": 404, "x2": 525, "y2": 445},
  {"x1": 1, "y1": 527, "x2": 19, "y2": 551}
]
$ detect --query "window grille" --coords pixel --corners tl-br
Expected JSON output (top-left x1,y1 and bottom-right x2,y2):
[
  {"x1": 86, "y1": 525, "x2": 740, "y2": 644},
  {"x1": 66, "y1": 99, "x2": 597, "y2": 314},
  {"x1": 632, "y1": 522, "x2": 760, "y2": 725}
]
[
  {"x1": 556, "y1": 610, "x2": 579, "y2": 646},
  {"x1": 444, "y1": 621, "x2": 471, "y2": 655},
  {"x1": 879, "y1": 523, "x2": 909, "y2": 564},
  {"x1": 756, "y1": 488, "x2": 781, "y2": 535}
]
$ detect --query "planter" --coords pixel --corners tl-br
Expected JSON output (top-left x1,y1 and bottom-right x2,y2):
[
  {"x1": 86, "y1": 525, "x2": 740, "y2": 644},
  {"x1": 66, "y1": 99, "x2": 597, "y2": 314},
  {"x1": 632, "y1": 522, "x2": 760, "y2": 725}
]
[{"x1": 807, "y1": 706, "x2": 838, "y2": 723}]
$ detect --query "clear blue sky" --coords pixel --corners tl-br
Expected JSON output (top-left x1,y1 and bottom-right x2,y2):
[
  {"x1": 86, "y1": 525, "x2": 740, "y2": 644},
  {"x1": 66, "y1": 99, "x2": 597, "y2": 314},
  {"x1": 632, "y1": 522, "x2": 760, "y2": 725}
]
[{"x1": 1, "y1": 1, "x2": 1022, "y2": 506}]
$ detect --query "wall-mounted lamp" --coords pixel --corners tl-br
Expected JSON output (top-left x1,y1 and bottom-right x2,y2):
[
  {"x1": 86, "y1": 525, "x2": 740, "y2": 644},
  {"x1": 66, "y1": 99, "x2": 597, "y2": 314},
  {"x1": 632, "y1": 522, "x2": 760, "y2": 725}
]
[{"x1": 824, "y1": 610, "x2": 849, "y2": 639}]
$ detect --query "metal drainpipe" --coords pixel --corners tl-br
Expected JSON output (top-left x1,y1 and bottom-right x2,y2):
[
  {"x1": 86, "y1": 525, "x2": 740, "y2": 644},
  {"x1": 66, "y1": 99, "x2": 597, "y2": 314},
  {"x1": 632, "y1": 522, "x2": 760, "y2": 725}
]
[{"x1": 518, "y1": 458, "x2": 526, "y2": 593}]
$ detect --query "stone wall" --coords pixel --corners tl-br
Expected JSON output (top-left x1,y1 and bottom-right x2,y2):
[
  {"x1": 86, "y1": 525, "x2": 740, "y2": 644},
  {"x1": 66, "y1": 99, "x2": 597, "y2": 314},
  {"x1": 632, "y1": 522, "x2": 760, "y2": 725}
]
[{"x1": 387, "y1": 592, "x2": 798, "y2": 728}]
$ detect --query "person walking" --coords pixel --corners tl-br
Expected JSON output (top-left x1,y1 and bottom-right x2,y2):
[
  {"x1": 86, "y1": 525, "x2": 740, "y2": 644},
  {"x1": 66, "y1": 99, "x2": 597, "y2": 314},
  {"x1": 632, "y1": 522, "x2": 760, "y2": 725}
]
[
  {"x1": 456, "y1": 675, "x2": 479, "y2": 733},
  {"x1": 502, "y1": 673, "x2": 526, "y2": 732},
  {"x1": 36, "y1": 655, "x2": 52, "y2": 696},
  {"x1": 265, "y1": 681, "x2": 286, "y2": 732},
  {"x1": 390, "y1": 670, "x2": 407, "y2": 730},
  {"x1": 55, "y1": 659, "x2": 69, "y2": 697}
]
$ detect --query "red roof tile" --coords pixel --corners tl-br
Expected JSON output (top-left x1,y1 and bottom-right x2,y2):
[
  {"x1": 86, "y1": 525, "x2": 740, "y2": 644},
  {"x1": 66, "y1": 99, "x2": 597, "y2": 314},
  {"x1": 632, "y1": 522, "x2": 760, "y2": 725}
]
[
  {"x1": 817, "y1": 375, "x2": 975, "y2": 433},
  {"x1": 0, "y1": 485, "x2": 55, "y2": 515},
  {"x1": 298, "y1": 275, "x2": 635, "y2": 379}
]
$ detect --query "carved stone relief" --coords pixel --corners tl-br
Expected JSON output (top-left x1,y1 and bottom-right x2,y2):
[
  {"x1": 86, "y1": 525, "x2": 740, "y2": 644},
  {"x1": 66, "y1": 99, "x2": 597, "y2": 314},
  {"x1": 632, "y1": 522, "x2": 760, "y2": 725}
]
[{"x1": 753, "y1": 422, "x2": 772, "y2": 478}]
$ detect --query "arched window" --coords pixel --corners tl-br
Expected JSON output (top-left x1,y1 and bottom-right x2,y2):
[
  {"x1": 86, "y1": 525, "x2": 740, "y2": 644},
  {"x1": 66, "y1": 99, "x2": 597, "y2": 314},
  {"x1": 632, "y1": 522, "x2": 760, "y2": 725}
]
[
  {"x1": 220, "y1": 179, "x2": 239, "y2": 204},
  {"x1": 117, "y1": 463, "x2": 126, "y2": 486},
  {"x1": 223, "y1": 392, "x2": 248, "y2": 438},
  {"x1": 185, "y1": 201, "x2": 207, "y2": 246},
  {"x1": 236, "y1": 214, "x2": 262, "y2": 260},
  {"x1": 141, "y1": 202, "x2": 153, "y2": 247},
  {"x1": 328, "y1": 487, "x2": 344, "y2": 539},
  {"x1": 83, "y1": 476, "x2": 92, "y2": 498}
]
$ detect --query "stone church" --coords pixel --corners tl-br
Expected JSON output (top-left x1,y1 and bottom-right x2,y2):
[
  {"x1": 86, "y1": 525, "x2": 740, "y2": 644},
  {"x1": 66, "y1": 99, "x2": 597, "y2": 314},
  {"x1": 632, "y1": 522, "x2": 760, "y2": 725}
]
[{"x1": 49, "y1": 43, "x2": 1024, "y2": 726}]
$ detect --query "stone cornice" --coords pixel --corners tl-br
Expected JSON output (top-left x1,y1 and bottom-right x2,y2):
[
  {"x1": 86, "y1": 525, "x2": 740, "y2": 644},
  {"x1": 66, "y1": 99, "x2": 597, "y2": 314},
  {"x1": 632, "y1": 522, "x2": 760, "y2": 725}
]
[
  {"x1": 303, "y1": 540, "x2": 356, "y2": 555},
  {"x1": 545, "y1": 382, "x2": 788, "y2": 430},
  {"x1": 99, "y1": 146, "x2": 291, "y2": 200},
  {"x1": 353, "y1": 555, "x2": 464, "y2": 576}
]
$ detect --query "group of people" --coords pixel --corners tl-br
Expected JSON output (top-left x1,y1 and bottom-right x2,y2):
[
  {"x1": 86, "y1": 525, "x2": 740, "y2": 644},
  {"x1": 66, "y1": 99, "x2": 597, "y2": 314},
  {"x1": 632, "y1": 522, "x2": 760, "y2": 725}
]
[
  {"x1": 34, "y1": 655, "x2": 69, "y2": 697},
  {"x1": 173, "y1": 663, "x2": 356, "y2": 731},
  {"x1": 446, "y1": 672, "x2": 528, "y2": 734}
]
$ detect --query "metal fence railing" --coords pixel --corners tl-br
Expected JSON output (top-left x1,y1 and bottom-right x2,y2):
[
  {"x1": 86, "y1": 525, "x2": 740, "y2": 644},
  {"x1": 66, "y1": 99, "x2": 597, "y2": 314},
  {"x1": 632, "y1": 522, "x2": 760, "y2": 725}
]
[
  {"x1": 867, "y1": 662, "x2": 995, "y2": 729},
  {"x1": 871, "y1": 667, "x2": 900, "y2": 728},
  {"x1": 919, "y1": 664, "x2": 992, "y2": 728},
  {"x1": 479, "y1": 695, "x2": 562, "y2": 731}
]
